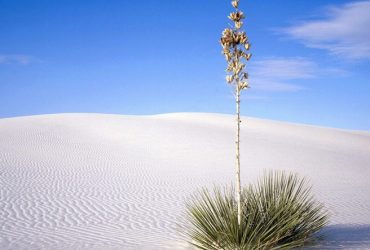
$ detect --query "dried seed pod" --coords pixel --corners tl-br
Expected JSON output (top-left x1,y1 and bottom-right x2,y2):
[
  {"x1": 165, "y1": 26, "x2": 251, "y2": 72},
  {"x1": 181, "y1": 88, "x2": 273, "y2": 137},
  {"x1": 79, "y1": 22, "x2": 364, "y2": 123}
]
[
  {"x1": 228, "y1": 11, "x2": 245, "y2": 22},
  {"x1": 221, "y1": 28, "x2": 235, "y2": 47},
  {"x1": 235, "y1": 21, "x2": 243, "y2": 29},
  {"x1": 226, "y1": 75, "x2": 233, "y2": 83},
  {"x1": 239, "y1": 81, "x2": 249, "y2": 90},
  {"x1": 238, "y1": 32, "x2": 247, "y2": 44},
  {"x1": 227, "y1": 63, "x2": 233, "y2": 72},
  {"x1": 235, "y1": 62, "x2": 245, "y2": 74},
  {"x1": 231, "y1": 0, "x2": 239, "y2": 8},
  {"x1": 233, "y1": 33, "x2": 240, "y2": 44},
  {"x1": 244, "y1": 53, "x2": 252, "y2": 60}
]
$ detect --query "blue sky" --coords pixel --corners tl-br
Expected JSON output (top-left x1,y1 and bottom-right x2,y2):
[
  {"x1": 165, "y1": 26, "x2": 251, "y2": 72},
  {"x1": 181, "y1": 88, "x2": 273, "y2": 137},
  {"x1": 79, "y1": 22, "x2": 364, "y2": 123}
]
[{"x1": 1, "y1": 0, "x2": 369, "y2": 130}]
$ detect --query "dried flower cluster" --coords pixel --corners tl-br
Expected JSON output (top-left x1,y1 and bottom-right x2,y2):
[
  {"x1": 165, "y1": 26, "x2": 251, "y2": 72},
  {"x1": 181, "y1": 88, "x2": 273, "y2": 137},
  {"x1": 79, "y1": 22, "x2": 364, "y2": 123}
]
[{"x1": 221, "y1": 0, "x2": 251, "y2": 91}]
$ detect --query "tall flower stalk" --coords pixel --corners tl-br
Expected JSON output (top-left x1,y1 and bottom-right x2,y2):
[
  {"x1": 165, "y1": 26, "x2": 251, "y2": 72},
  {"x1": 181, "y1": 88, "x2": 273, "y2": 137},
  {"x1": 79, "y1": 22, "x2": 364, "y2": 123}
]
[{"x1": 220, "y1": 0, "x2": 251, "y2": 225}]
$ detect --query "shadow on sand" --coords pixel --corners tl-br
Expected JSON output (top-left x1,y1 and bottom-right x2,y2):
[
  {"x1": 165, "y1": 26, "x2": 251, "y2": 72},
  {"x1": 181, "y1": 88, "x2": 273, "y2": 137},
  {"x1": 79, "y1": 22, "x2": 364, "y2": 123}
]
[{"x1": 305, "y1": 224, "x2": 370, "y2": 249}]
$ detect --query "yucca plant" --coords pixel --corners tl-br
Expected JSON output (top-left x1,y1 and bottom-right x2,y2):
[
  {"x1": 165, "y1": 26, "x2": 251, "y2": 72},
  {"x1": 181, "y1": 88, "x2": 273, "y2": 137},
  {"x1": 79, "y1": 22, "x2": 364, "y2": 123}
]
[{"x1": 185, "y1": 171, "x2": 329, "y2": 249}]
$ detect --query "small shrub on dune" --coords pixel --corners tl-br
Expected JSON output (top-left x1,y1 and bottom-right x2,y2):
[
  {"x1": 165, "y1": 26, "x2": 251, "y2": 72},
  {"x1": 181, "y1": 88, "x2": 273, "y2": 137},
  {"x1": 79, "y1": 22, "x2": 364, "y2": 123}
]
[{"x1": 185, "y1": 171, "x2": 329, "y2": 250}]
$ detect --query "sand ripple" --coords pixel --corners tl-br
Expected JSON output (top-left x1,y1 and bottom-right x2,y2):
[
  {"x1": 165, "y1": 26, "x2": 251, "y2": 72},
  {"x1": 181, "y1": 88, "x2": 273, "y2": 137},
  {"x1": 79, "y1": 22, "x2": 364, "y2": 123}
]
[{"x1": 1, "y1": 113, "x2": 370, "y2": 249}]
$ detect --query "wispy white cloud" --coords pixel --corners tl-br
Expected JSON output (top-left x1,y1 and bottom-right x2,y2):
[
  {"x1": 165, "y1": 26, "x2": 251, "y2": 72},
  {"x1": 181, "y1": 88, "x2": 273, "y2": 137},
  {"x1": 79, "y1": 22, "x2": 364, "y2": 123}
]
[
  {"x1": 0, "y1": 55, "x2": 37, "y2": 65},
  {"x1": 251, "y1": 79, "x2": 305, "y2": 92},
  {"x1": 249, "y1": 58, "x2": 316, "y2": 92},
  {"x1": 244, "y1": 95, "x2": 268, "y2": 100},
  {"x1": 283, "y1": 1, "x2": 370, "y2": 60}
]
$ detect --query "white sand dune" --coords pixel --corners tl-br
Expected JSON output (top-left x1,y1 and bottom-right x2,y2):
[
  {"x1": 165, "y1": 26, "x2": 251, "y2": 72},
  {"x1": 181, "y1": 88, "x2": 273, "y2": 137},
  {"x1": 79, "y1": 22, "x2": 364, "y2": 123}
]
[{"x1": 1, "y1": 113, "x2": 370, "y2": 249}]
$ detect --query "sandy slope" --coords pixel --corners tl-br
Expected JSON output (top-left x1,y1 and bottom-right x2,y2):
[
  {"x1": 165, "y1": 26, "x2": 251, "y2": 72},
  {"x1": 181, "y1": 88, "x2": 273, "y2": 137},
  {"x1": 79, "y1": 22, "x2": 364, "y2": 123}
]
[{"x1": 0, "y1": 113, "x2": 369, "y2": 249}]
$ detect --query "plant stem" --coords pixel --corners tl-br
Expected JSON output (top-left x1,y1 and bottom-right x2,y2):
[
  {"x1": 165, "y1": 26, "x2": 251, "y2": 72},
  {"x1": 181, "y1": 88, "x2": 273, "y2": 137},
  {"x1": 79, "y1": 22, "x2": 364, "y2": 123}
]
[{"x1": 236, "y1": 87, "x2": 241, "y2": 225}]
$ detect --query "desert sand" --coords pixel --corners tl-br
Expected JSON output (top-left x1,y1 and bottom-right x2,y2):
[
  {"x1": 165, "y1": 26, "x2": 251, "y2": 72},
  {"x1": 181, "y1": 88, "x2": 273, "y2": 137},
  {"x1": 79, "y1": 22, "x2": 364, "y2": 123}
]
[{"x1": 1, "y1": 113, "x2": 370, "y2": 249}]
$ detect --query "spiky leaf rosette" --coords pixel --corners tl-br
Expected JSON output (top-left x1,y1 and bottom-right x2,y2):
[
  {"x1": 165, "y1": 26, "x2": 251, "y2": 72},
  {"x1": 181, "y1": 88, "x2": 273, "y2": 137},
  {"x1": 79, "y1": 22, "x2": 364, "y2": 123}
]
[{"x1": 185, "y1": 171, "x2": 329, "y2": 249}]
